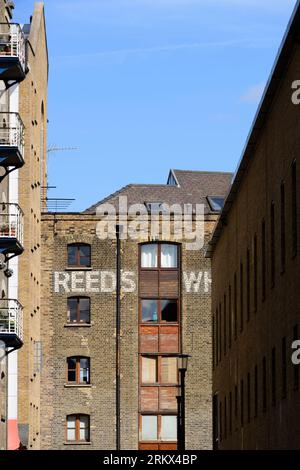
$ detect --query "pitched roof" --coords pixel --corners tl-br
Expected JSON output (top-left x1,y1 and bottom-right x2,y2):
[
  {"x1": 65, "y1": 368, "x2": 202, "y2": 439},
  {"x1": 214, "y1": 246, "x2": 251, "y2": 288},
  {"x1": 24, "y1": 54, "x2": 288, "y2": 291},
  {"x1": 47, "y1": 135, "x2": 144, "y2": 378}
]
[
  {"x1": 84, "y1": 170, "x2": 233, "y2": 215},
  {"x1": 206, "y1": 0, "x2": 300, "y2": 256}
]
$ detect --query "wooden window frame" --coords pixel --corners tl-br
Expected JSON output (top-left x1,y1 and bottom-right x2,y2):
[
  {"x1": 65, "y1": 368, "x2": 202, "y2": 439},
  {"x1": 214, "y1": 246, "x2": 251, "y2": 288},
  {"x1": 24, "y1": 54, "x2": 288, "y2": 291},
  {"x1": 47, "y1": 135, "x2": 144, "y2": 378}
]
[
  {"x1": 66, "y1": 414, "x2": 90, "y2": 443},
  {"x1": 67, "y1": 296, "x2": 91, "y2": 324},
  {"x1": 67, "y1": 356, "x2": 90, "y2": 385},
  {"x1": 140, "y1": 242, "x2": 179, "y2": 271},
  {"x1": 67, "y1": 243, "x2": 91, "y2": 268}
]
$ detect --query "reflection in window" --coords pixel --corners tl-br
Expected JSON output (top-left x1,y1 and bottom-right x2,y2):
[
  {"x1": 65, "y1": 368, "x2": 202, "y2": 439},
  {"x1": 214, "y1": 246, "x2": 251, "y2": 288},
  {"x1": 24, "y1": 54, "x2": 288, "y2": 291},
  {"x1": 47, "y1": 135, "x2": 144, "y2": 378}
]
[
  {"x1": 141, "y1": 299, "x2": 158, "y2": 322},
  {"x1": 68, "y1": 244, "x2": 91, "y2": 267},
  {"x1": 67, "y1": 297, "x2": 90, "y2": 324},
  {"x1": 67, "y1": 357, "x2": 90, "y2": 384}
]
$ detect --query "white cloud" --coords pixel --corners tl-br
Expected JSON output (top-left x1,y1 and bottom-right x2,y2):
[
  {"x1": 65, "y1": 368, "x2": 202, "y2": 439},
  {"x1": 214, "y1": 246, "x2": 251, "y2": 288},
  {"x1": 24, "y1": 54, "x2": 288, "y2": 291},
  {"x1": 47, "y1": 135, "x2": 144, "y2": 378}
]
[{"x1": 240, "y1": 83, "x2": 266, "y2": 104}]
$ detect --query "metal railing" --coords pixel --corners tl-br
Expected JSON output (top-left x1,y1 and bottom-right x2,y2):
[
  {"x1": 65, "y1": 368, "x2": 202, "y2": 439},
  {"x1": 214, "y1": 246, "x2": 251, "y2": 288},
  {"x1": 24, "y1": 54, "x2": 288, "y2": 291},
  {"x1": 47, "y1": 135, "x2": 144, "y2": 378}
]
[
  {"x1": 0, "y1": 299, "x2": 23, "y2": 341},
  {"x1": 0, "y1": 203, "x2": 24, "y2": 245},
  {"x1": 0, "y1": 23, "x2": 26, "y2": 71},
  {"x1": 0, "y1": 112, "x2": 24, "y2": 157}
]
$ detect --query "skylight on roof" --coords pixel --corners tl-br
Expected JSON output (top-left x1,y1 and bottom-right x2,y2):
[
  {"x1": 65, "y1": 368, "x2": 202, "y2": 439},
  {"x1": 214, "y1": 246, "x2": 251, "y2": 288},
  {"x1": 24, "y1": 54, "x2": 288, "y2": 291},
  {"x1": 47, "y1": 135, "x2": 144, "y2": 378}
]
[
  {"x1": 145, "y1": 202, "x2": 167, "y2": 213},
  {"x1": 207, "y1": 196, "x2": 225, "y2": 212}
]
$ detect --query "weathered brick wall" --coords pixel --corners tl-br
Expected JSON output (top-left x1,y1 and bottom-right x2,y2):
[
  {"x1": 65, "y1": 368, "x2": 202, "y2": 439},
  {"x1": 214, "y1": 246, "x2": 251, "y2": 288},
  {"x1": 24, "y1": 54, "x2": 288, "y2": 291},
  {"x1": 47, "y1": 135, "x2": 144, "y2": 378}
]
[
  {"x1": 212, "y1": 43, "x2": 300, "y2": 449},
  {"x1": 18, "y1": 4, "x2": 48, "y2": 450},
  {"x1": 41, "y1": 213, "x2": 218, "y2": 450}
]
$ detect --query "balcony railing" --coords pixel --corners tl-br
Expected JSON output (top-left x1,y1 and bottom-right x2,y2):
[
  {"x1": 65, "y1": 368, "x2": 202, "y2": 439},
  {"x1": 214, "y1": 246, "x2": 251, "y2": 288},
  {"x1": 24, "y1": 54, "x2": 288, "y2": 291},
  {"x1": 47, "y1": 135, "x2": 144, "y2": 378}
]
[
  {"x1": 0, "y1": 299, "x2": 23, "y2": 346},
  {"x1": 0, "y1": 203, "x2": 24, "y2": 245},
  {"x1": 0, "y1": 112, "x2": 24, "y2": 157},
  {"x1": 0, "y1": 23, "x2": 26, "y2": 72}
]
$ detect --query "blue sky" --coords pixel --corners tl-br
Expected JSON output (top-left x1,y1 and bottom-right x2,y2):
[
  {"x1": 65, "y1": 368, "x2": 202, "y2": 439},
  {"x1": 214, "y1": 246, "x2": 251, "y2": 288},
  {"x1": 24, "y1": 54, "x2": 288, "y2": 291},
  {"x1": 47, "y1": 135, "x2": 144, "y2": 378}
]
[{"x1": 14, "y1": 0, "x2": 297, "y2": 211}]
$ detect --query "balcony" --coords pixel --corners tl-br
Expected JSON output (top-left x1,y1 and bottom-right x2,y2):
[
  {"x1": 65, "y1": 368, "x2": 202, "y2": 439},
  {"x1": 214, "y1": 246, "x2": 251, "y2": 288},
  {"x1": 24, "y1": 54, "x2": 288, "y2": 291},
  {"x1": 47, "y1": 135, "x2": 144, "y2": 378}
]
[
  {"x1": 0, "y1": 299, "x2": 23, "y2": 349},
  {"x1": 0, "y1": 203, "x2": 24, "y2": 260},
  {"x1": 0, "y1": 23, "x2": 26, "y2": 82},
  {"x1": 0, "y1": 112, "x2": 25, "y2": 176}
]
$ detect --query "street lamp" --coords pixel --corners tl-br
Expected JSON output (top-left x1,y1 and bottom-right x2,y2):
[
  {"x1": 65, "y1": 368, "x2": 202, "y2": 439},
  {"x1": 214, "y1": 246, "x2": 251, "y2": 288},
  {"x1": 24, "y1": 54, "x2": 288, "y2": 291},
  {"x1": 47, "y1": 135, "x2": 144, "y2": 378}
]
[{"x1": 177, "y1": 354, "x2": 191, "y2": 451}]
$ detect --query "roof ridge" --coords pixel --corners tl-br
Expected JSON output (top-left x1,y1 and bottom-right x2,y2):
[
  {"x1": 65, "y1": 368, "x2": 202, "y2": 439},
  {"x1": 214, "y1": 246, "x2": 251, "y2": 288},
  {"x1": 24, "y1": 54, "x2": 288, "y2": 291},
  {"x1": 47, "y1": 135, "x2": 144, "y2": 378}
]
[{"x1": 84, "y1": 184, "x2": 133, "y2": 212}]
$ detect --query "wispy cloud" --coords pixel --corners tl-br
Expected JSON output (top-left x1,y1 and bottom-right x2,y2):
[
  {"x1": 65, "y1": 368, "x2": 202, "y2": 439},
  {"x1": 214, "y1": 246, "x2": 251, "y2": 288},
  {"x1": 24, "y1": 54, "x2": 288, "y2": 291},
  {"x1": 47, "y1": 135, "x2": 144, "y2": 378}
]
[
  {"x1": 240, "y1": 82, "x2": 266, "y2": 104},
  {"x1": 52, "y1": 38, "x2": 274, "y2": 66}
]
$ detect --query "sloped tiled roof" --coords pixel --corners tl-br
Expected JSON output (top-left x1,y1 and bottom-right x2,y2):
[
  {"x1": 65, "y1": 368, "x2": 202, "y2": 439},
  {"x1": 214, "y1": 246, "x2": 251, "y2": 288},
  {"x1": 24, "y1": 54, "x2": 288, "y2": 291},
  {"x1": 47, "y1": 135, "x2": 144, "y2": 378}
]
[{"x1": 84, "y1": 170, "x2": 233, "y2": 215}]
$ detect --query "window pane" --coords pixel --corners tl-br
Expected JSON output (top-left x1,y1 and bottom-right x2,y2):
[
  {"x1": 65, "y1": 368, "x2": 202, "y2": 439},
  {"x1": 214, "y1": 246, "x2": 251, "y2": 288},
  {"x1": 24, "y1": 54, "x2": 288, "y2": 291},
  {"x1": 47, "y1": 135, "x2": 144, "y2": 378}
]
[
  {"x1": 68, "y1": 370, "x2": 76, "y2": 382},
  {"x1": 161, "y1": 244, "x2": 178, "y2": 268},
  {"x1": 67, "y1": 416, "x2": 76, "y2": 441},
  {"x1": 80, "y1": 358, "x2": 90, "y2": 383},
  {"x1": 141, "y1": 244, "x2": 158, "y2": 268},
  {"x1": 142, "y1": 356, "x2": 157, "y2": 383},
  {"x1": 141, "y1": 300, "x2": 158, "y2": 322},
  {"x1": 161, "y1": 300, "x2": 178, "y2": 322},
  {"x1": 161, "y1": 415, "x2": 177, "y2": 441},
  {"x1": 79, "y1": 298, "x2": 90, "y2": 323},
  {"x1": 68, "y1": 246, "x2": 77, "y2": 266},
  {"x1": 161, "y1": 357, "x2": 177, "y2": 383},
  {"x1": 141, "y1": 415, "x2": 157, "y2": 441},
  {"x1": 79, "y1": 415, "x2": 89, "y2": 441},
  {"x1": 67, "y1": 298, "x2": 78, "y2": 323},
  {"x1": 67, "y1": 428, "x2": 76, "y2": 441},
  {"x1": 79, "y1": 245, "x2": 91, "y2": 266}
]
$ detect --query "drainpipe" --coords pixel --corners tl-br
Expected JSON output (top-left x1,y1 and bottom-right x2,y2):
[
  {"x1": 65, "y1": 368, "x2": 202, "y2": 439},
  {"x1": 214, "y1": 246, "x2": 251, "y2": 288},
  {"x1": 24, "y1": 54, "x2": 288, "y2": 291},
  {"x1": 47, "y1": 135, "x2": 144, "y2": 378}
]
[{"x1": 116, "y1": 225, "x2": 121, "y2": 450}]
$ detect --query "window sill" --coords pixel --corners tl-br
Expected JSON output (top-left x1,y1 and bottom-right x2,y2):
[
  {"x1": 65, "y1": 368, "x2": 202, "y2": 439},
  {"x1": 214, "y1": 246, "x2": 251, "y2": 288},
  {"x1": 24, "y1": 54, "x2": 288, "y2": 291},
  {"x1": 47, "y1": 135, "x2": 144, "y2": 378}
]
[
  {"x1": 64, "y1": 441, "x2": 91, "y2": 446},
  {"x1": 64, "y1": 323, "x2": 92, "y2": 328},
  {"x1": 65, "y1": 267, "x2": 93, "y2": 271},
  {"x1": 64, "y1": 384, "x2": 92, "y2": 388}
]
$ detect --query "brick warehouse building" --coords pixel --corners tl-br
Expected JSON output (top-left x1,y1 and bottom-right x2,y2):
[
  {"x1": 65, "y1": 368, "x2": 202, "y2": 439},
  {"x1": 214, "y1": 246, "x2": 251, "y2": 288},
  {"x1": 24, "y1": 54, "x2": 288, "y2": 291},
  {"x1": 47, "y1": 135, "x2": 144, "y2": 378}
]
[
  {"x1": 207, "y1": 0, "x2": 300, "y2": 450},
  {"x1": 40, "y1": 169, "x2": 232, "y2": 450}
]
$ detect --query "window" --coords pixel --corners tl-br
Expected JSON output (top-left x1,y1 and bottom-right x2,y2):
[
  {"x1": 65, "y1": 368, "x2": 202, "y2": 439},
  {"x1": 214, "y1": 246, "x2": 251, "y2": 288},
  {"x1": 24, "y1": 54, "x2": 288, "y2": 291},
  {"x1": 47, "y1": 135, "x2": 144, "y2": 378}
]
[
  {"x1": 161, "y1": 300, "x2": 177, "y2": 322},
  {"x1": 254, "y1": 365, "x2": 258, "y2": 418},
  {"x1": 270, "y1": 202, "x2": 276, "y2": 288},
  {"x1": 161, "y1": 416, "x2": 177, "y2": 441},
  {"x1": 228, "y1": 285, "x2": 232, "y2": 349},
  {"x1": 253, "y1": 236, "x2": 258, "y2": 312},
  {"x1": 223, "y1": 294, "x2": 227, "y2": 356},
  {"x1": 262, "y1": 356, "x2": 267, "y2": 412},
  {"x1": 261, "y1": 220, "x2": 266, "y2": 301},
  {"x1": 293, "y1": 325, "x2": 299, "y2": 391},
  {"x1": 247, "y1": 372, "x2": 251, "y2": 423},
  {"x1": 281, "y1": 182, "x2": 286, "y2": 273},
  {"x1": 160, "y1": 357, "x2": 177, "y2": 384},
  {"x1": 240, "y1": 263, "x2": 244, "y2": 333},
  {"x1": 145, "y1": 202, "x2": 166, "y2": 214},
  {"x1": 229, "y1": 391, "x2": 232, "y2": 435},
  {"x1": 142, "y1": 356, "x2": 158, "y2": 383},
  {"x1": 207, "y1": 196, "x2": 225, "y2": 212},
  {"x1": 68, "y1": 244, "x2": 91, "y2": 267},
  {"x1": 141, "y1": 244, "x2": 158, "y2": 268},
  {"x1": 66, "y1": 414, "x2": 90, "y2": 442},
  {"x1": 141, "y1": 356, "x2": 177, "y2": 384},
  {"x1": 281, "y1": 338, "x2": 287, "y2": 399},
  {"x1": 234, "y1": 273, "x2": 237, "y2": 339},
  {"x1": 140, "y1": 415, "x2": 177, "y2": 442},
  {"x1": 272, "y1": 347, "x2": 276, "y2": 406},
  {"x1": 161, "y1": 244, "x2": 178, "y2": 268},
  {"x1": 292, "y1": 160, "x2": 297, "y2": 257},
  {"x1": 141, "y1": 299, "x2": 178, "y2": 323},
  {"x1": 67, "y1": 297, "x2": 90, "y2": 324},
  {"x1": 219, "y1": 303, "x2": 222, "y2": 362},
  {"x1": 67, "y1": 357, "x2": 90, "y2": 384},
  {"x1": 240, "y1": 379, "x2": 244, "y2": 427},
  {"x1": 140, "y1": 243, "x2": 178, "y2": 269},
  {"x1": 247, "y1": 249, "x2": 250, "y2": 322}
]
